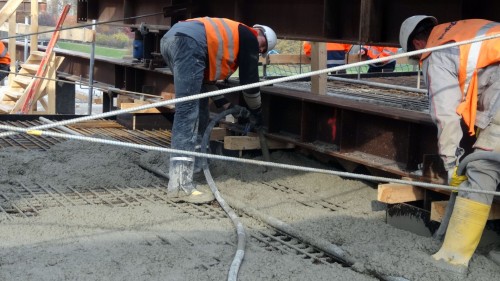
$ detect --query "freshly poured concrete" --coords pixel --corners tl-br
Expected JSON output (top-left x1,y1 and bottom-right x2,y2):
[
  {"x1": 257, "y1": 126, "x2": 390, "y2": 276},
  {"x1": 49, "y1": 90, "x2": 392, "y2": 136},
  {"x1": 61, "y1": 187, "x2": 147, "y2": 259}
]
[{"x1": 0, "y1": 141, "x2": 498, "y2": 281}]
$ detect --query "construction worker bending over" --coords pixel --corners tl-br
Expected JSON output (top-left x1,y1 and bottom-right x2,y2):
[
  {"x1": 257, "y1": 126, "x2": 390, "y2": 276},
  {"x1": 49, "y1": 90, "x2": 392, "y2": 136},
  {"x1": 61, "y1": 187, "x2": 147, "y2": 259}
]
[
  {"x1": 303, "y1": 41, "x2": 352, "y2": 74},
  {"x1": 400, "y1": 15, "x2": 500, "y2": 274},
  {"x1": 160, "y1": 17, "x2": 277, "y2": 203},
  {"x1": 0, "y1": 41, "x2": 10, "y2": 84},
  {"x1": 359, "y1": 45, "x2": 398, "y2": 73}
]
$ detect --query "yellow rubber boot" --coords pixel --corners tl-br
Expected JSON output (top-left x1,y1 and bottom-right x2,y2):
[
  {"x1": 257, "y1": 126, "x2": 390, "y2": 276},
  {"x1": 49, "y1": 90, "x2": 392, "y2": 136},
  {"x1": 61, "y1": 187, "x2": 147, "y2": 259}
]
[{"x1": 432, "y1": 197, "x2": 491, "y2": 274}]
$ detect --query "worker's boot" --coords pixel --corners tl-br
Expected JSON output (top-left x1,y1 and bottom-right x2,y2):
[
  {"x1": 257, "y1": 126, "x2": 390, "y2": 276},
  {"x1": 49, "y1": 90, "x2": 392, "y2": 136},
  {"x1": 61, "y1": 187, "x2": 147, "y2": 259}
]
[
  {"x1": 432, "y1": 197, "x2": 491, "y2": 275},
  {"x1": 488, "y1": 248, "x2": 500, "y2": 266},
  {"x1": 167, "y1": 156, "x2": 214, "y2": 204}
]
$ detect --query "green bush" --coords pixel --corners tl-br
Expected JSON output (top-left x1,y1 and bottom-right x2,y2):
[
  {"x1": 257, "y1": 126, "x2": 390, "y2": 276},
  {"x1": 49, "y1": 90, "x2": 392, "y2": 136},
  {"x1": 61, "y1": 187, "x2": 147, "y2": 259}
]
[{"x1": 95, "y1": 32, "x2": 131, "y2": 49}]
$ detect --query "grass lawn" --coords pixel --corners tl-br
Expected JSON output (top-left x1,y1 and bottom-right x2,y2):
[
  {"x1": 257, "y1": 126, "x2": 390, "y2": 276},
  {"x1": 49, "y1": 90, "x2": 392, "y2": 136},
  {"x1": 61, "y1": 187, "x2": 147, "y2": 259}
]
[{"x1": 57, "y1": 41, "x2": 130, "y2": 59}]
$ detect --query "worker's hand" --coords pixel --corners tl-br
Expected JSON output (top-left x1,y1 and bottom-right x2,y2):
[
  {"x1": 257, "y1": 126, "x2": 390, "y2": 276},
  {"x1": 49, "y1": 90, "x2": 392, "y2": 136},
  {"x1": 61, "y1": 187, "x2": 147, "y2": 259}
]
[
  {"x1": 447, "y1": 166, "x2": 468, "y2": 187},
  {"x1": 229, "y1": 104, "x2": 251, "y2": 119}
]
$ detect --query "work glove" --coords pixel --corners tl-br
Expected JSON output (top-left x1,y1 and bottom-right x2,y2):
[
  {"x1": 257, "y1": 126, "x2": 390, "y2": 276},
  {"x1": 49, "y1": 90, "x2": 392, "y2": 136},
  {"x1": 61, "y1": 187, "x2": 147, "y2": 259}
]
[
  {"x1": 228, "y1": 104, "x2": 251, "y2": 119},
  {"x1": 447, "y1": 166, "x2": 468, "y2": 187}
]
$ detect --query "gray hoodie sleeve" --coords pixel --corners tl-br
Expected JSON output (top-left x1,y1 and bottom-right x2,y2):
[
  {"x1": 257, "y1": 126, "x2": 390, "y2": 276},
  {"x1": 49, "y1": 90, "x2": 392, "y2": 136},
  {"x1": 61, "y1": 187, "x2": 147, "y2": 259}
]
[{"x1": 423, "y1": 46, "x2": 463, "y2": 170}]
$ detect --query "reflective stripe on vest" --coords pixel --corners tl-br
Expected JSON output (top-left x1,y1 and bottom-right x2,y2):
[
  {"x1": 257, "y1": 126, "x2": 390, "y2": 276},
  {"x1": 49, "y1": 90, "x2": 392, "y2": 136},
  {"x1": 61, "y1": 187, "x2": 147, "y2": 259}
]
[
  {"x1": 0, "y1": 46, "x2": 6, "y2": 58},
  {"x1": 204, "y1": 17, "x2": 235, "y2": 80},
  {"x1": 327, "y1": 59, "x2": 346, "y2": 66},
  {"x1": 463, "y1": 22, "x2": 500, "y2": 97},
  {"x1": 188, "y1": 17, "x2": 257, "y2": 81},
  {"x1": 366, "y1": 46, "x2": 397, "y2": 66},
  {"x1": 0, "y1": 43, "x2": 9, "y2": 65}
]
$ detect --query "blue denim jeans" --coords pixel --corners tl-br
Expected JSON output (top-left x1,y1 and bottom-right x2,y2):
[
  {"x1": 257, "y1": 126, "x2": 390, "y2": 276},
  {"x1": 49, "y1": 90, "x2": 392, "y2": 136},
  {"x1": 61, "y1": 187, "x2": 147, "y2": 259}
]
[{"x1": 160, "y1": 34, "x2": 208, "y2": 192}]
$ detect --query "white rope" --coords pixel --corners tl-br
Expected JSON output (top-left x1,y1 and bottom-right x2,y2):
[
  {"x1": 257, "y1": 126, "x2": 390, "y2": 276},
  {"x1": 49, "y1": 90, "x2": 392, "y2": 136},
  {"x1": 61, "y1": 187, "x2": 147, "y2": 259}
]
[
  {"x1": 2, "y1": 32, "x2": 500, "y2": 138},
  {"x1": 2, "y1": 32, "x2": 500, "y2": 197},
  {"x1": 2, "y1": 124, "x2": 499, "y2": 197}
]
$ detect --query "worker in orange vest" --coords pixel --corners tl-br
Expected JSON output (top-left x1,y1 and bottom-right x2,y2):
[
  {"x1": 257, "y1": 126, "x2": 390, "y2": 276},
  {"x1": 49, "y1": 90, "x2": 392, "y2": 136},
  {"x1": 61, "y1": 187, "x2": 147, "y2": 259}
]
[
  {"x1": 303, "y1": 41, "x2": 352, "y2": 74},
  {"x1": 0, "y1": 41, "x2": 11, "y2": 83},
  {"x1": 160, "y1": 17, "x2": 277, "y2": 203},
  {"x1": 359, "y1": 45, "x2": 399, "y2": 73},
  {"x1": 400, "y1": 16, "x2": 500, "y2": 274}
]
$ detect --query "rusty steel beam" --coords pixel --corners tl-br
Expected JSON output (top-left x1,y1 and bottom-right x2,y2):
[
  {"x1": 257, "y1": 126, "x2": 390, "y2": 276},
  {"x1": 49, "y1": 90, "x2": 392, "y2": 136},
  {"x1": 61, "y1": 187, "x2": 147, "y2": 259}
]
[
  {"x1": 73, "y1": 0, "x2": 500, "y2": 45},
  {"x1": 256, "y1": 83, "x2": 437, "y2": 178}
]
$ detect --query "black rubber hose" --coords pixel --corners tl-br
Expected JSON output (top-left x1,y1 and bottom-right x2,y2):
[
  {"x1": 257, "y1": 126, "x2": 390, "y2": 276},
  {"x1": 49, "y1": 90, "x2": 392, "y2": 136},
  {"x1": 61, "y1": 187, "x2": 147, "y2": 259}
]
[
  {"x1": 200, "y1": 106, "x2": 251, "y2": 281},
  {"x1": 202, "y1": 109, "x2": 410, "y2": 281},
  {"x1": 457, "y1": 151, "x2": 500, "y2": 175},
  {"x1": 257, "y1": 128, "x2": 271, "y2": 162},
  {"x1": 433, "y1": 151, "x2": 500, "y2": 241}
]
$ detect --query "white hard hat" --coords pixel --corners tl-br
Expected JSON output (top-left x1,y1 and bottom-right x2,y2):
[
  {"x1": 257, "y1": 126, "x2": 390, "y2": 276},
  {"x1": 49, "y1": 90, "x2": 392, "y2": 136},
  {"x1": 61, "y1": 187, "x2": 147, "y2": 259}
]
[
  {"x1": 399, "y1": 15, "x2": 437, "y2": 52},
  {"x1": 253, "y1": 24, "x2": 277, "y2": 54}
]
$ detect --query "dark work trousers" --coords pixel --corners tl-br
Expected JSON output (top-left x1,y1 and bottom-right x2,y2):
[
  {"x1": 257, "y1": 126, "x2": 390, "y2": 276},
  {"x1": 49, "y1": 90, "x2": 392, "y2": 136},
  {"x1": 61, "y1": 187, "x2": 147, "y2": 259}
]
[
  {"x1": 0, "y1": 63, "x2": 9, "y2": 83},
  {"x1": 160, "y1": 33, "x2": 207, "y2": 193}
]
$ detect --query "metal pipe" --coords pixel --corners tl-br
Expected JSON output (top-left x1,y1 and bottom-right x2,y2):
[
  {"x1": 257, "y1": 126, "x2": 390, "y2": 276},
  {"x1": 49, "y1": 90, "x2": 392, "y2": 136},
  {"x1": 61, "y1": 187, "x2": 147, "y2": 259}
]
[
  {"x1": 2, "y1": 31, "x2": 500, "y2": 139},
  {"x1": 327, "y1": 76, "x2": 427, "y2": 94},
  {"x1": 87, "y1": 20, "x2": 97, "y2": 115},
  {"x1": 24, "y1": 16, "x2": 29, "y2": 62}
]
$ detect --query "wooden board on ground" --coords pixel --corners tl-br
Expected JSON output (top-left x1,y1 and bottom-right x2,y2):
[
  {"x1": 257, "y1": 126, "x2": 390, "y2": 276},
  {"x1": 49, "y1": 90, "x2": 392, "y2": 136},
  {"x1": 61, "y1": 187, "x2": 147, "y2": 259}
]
[
  {"x1": 119, "y1": 102, "x2": 170, "y2": 114},
  {"x1": 68, "y1": 120, "x2": 125, "y2": 129},
  {"x1": 224, "y1": 135, "x2": 295, "y2": 150},
  {"x1": 431, "y1": 200, "x2": 500, "y2": 222},
  {"x1": 210, "y1": 127, "x2": 227, "y2": 141},
  {"x1": 377, "y1": 183, "x2": 424, "y2": 204}
]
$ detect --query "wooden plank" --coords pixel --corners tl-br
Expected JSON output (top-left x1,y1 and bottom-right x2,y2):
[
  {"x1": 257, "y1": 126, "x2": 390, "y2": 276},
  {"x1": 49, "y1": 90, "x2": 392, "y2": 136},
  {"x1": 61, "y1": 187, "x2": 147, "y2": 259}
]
[
  {"x1": 224, "y1": 135, "x2": 295, "y2": 150},
  {"x1": 3, "y1": 89, "x2": 23, "y2": 100},
  {"x1": 68, "y1": 120, "x2": 124, "y2": 129},
  {"x1": 45, "y1": 56, "x2": 64, "y2": 113},
  {"x1": 30, "y1": 0, "x2": 38, "y2": 51},
  {"x1": 12, "y1": 75, "x2": 32, "y2": 86},
  {"x1": 8, "y1": 11, "x2": 15, "y2": 87},
  {"x1": 259, "y1": 54, "x2": 310, "y2": 65},
  {"x1": 377, "y1": 183, "x2": 424, "y2": 204},
  {"x1": 0, "y1": 0, "x2": 24, "y2": 27},
  {"x1": 431, "y1": 200, "x2": 500, "y2": 222},
  {"x1": 120, "y1": 102, "x2": 161, "y2": 114},
  {"x1": 0, "y1": 103, "x2": 13, "y2": 113},
  {"x1": 210, "y1": 127, "x2": 228, "y2": 141},
  {"x1": 311, "y1": 42, "x2": 327, "y2": 95},
  {"x1": 117, "y1": 94, "x2": 134, "y2": 107},
  {"x1": 19, "y1": 63, "x2": 40, "y2": 73}
]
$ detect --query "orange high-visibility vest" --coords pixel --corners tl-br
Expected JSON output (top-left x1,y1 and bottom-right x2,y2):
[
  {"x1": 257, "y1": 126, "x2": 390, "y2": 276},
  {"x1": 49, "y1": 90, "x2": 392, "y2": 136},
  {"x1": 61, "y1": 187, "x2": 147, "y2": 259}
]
[
  {"x1": 421, "y1": 19, "x2": 500, "y2": 135},
  {"x1": 0, "y1": 42, "x2": 10, "y2": 65},
  {"x1": 303, "y1": 42, "x2": 351, "y2": 56},
  {"x1": 189, "y1": 17, "x2": 257, "y2": 81},
  {"x1": 364, "y1": 46, "x2": 398, "y2": 65},
  {"x1": 303, "y1": 42, "x2": 352, "y2": 67}
]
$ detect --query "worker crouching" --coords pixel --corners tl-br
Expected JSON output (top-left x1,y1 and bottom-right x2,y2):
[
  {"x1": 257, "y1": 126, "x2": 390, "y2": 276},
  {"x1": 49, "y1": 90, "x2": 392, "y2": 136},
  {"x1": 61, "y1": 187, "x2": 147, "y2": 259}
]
[
  {"x1": 160, "y1": 17, "x2": 277, "y2": 204},
  {"x1": 400, "y1": 15, "x2": 500, "y2": 275}
]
